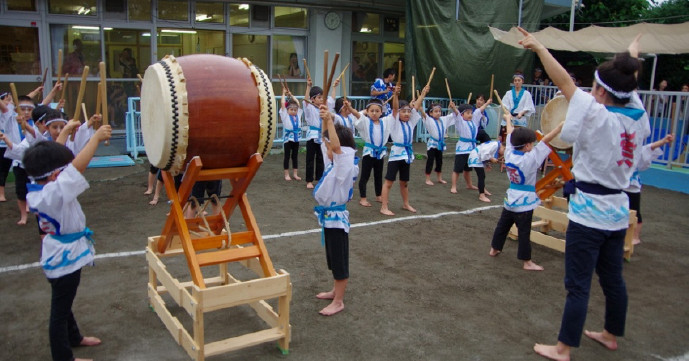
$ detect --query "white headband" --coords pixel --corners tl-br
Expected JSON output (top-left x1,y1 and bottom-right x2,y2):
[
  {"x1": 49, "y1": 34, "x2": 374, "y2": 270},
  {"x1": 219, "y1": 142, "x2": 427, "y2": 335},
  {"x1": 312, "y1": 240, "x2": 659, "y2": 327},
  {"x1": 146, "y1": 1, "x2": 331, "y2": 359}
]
[
  {"x1": 28, "y1": 165, "x2": 68, "y2": 182},
  {"x1": 44, "y1": 118, "x2": 67, "y2": 126},
  {"x1": 594, "y1": 70, "x2": 633, "y2": 99}
]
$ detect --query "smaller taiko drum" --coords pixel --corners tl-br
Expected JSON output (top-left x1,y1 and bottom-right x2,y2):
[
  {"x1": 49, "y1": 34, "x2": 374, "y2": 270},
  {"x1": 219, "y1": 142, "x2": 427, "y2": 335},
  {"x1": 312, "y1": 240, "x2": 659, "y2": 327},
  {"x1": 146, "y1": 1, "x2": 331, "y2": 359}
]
[
  {"x1": 540, "y1": 95, "x2": 572, "y2": 150},
  {"x1": 141, "y1": 54, "x2": 276, "y2": 174}
]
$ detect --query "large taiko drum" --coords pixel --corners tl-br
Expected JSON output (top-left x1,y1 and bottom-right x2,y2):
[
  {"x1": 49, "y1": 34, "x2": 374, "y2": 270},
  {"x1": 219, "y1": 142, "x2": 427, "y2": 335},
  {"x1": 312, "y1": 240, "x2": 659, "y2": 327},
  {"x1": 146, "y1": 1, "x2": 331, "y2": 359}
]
[
  {"x1": 141, "y1": 54, "x2": 276, "y2": 174},
  {"x1": 540, "y1": 95, "x2": 572, "y2": 150}
]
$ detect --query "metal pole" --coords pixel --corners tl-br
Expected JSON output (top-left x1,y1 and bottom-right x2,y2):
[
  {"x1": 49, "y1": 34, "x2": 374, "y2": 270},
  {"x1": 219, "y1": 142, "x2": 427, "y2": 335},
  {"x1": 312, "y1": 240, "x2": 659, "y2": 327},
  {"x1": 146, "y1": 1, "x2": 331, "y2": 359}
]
[
  {"x1": 650, "y1": 54, "x2": 658, "y2": 91},
  {"x1": 518, "y1": 0, "x2": 523, "y2": 28},
  {"x1": 570, "y1": 0, "x2": 576, "y2": 31},
  {"x1": 456, "y1": 0, "x2": 460, "y2": 21}
]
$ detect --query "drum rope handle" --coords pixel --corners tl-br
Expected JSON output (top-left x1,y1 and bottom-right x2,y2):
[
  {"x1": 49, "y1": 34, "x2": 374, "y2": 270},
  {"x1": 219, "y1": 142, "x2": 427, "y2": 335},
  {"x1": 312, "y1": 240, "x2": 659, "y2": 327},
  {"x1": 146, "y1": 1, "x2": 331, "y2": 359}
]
[{"x1": 211, "y1": 194, "x2": 232, "y2": 249}]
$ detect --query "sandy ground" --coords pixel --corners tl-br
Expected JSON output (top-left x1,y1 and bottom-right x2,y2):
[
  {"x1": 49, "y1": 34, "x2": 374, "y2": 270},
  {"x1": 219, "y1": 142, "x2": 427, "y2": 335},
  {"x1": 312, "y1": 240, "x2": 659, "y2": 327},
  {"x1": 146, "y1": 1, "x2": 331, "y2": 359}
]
[{"x1": 1, "y1": 143, "x2": 688, "y2": 361}]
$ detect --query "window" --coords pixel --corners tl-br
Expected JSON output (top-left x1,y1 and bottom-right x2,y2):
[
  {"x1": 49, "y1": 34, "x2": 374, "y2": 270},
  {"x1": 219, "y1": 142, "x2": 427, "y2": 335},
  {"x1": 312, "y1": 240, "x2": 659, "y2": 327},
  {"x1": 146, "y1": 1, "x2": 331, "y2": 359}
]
[
  {"x1": 229, "y1": 4, "x2": 249, "y2": 27},
  {"x1": 7, "y1": 0, "x2": 36, "y2": 11},
  {"x1": 129, "y1": 0, "x2": 151, "y2": 21},
  {"x1": 274, "y1": 7, "x2": 307, "y2": 29},
  {"x1": 0, "y1": 26, "x2": 40, "y2": 75},
  {"x1": 232, "y1": 34, "x2": 268, "y2": 73},
  {"x1": 158, "y1": 0, "x2": 189, "y2": 21},
  {"x1": 196, "y1": 2, "x2": 224, "y2": 24},
  {"x1": 49, "y1": 0, "x2": 96, "y2": 15},
  {"x1": 351, "y1": 41, "x2": 379, "y2": 95},
  {"x1": 157, "y1": 29, "x2": 225, "y2": 58},
  {"x1": 104, "y1": 0, "x2": 126, "y2": 20},
  {"x1": 353, "y1": 13, "x2": 380, "y2": 34},
  {"x1": 105, "y1": 28, "x2": 150, "y2": 82},
  {"x1": 383, "y1": 42, "x2": 404, "y2": 83},
  {"x1": 272, "y1": 35, "x2": 306, "y2": 79},
  {"x1": 50, "y1": 25, "x2": 101, "y2": 77}
]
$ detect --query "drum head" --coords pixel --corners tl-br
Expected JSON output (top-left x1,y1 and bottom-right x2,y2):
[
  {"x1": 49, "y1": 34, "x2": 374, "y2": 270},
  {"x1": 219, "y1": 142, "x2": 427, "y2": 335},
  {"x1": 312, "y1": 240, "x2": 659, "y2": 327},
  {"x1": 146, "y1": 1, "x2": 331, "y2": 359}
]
[
  {"x1": 140, "y1": 55, "x2": 189, "y2": 174},
  {"x1": 540, "y1": 95, "x2": 572, "y2": 149}
]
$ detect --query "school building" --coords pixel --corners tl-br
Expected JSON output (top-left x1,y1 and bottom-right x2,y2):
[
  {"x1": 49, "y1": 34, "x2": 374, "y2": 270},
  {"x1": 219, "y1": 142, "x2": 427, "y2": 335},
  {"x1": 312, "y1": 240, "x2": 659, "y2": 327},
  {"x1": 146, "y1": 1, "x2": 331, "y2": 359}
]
[{"x1": 0, "y1": 0, "x2": 570, "y2": 136}]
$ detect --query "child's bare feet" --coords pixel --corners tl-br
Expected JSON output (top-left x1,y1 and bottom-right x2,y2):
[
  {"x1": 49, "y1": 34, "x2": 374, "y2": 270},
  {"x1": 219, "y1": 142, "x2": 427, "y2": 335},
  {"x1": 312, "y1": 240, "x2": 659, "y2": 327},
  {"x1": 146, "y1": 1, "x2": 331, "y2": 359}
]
[
  {"x1": 403, "y1": 204, "x2": 417, "y2": 213},
  {"x1": 375, "y1": 196, "x2": 382, "y2": 203},
  {"x1": 437, "y1": 178, "x2": 447, "y2": 184},
  {"x1": 17, "y1": 218, "x2": 27, "y2": 225},
  {"x1": 523, "y1": 260, "x2": 544, "y2": 271},
  {"x1": 478, "y1": 194, "x2": 491, "y2": 203},
  {"x1": 74, "y1": 358, "x2": 93, "y2": 361},
  {"x1": 293, "y1": 174, "x2": 302, "y2": 181},
  {"x1": 632, "y1": 238, "x2": 641, "y2": 245},
  {"x1": 316, "y1": 290, "x2": 335, "y2": 300},
  {"x1": 359, "y1": 199, "x2": 372, "y2": 207},
  {"x1": 80, "y1": 336, "x2": 101, "y2": 346},
  {"x1": 489, "y1": 248, "x2": 501, "y2": 257},
  {"x1": 425, "y1": 179, "x2": 434, "y2": 186},
  {"x1": 380, "y1": 208, "x2": 395, "y2": 216},
  {"x1": 306, "y1": 182, "x2": 314, "y2": 189},
  {"x1": 533, "y1": 343, "x2": 570, "y2": 361},
  {"x1": 485, "y1": 189, "x2": 492, "y2": 196},
  {"x1": 584, "y1": 330, "x2": 618, "y2": 350},
  {"x1": 144, "y1": 189, "x2": 153, "y2": 195},
  {"x1": 450, "y1": 187, "x2": 458, "y2": 194},
  {"x1": 319, "y1": 300, "x2": 344, "y2": 316},
  {"x1": 149, "y1": 197, "x2": 159, "y2": 206},
  {"x1": 466, "y1": 184, "x2": 478, "y2": 190},
  {"x1": 285, "y1": 175, "x2": 292, "y2": 181}
]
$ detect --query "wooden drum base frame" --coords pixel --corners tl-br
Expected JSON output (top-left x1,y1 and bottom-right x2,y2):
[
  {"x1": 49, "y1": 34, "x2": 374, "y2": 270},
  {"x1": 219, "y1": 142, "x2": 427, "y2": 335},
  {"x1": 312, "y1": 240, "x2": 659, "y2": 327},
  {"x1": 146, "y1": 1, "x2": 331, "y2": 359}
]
[{"x1": 147, "y1": 154, "x2": 291, "y2": 360}]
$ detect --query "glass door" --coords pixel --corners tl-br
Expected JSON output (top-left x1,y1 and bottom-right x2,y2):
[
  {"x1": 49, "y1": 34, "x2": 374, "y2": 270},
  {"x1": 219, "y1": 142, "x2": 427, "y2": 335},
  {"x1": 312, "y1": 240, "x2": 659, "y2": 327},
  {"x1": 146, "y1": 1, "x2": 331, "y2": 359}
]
[{"x1": 0, "y1": 21, "x2": 45, "y2": 99}]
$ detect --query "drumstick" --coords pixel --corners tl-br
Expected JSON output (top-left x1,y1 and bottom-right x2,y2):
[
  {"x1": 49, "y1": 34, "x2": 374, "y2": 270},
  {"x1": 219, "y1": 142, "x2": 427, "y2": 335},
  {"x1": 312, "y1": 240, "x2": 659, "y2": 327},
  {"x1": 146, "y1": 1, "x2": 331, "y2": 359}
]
[
  {"x1": 416, "y1": 89, "x2": 421, "y2": 99},
  {"x1": 100, "y1": 62, "x2": 109, "y2": 146},
  {"x1": 137, "y1": 74, "x2": 143, "y2": 83},
  {"x1": 95, "y1": 82, "x2": 102, "y2": 115},
  {"x1": 70, "y1": 66, "x2": 89, "y2": 141},
  {"x1": 445, "y1": 78, "x2": 452, "y2": 101},
  {"x1": 39, "y1": 67, "x2": 48, "y2": 101},
  {"x1": 425, "y1": 67, "x2": 436, "y2": 89},
  {"x1": 57, "y1": 49, "x2": 63, "y2": 81},
  {"x1": 9, "y1": 83, "x2": 19, "y2": 110},
  {"x1": 342, "y1": 71, "x2": 347, "y2": 101},
  {"x1": 489, "y1": 74, "x2": 494, "y2": 101},
  {"x1": 411, "y1": 75, "x2": 416, "y2": 102},
  {"x1": 467, "y1": 92, "x2": 472, "y2": 105},
  {"x1": 493, "y1": 89, "x2": 510, "y2": 114},
  {"x1": 397, "y1": 60, "x2": 402, "y2": 88},
  {"x1": 324, "y1": 52, "x2": 339, "y2": 96},
  {"x1": 60, "y1": 73, "x2": 69, "y2": 105},
  {"x1": 302, "y1": 58, "x2": 311, "y2": 80},
  {"x1": 81, "y1": 103, "x2": 89, "y2": 123},
  {"x1": 323, "y1": 50, "x2": 328, "y2": 90},
  {"x1": 336, "y1": 63, "x2": 350, "y2": 82}
]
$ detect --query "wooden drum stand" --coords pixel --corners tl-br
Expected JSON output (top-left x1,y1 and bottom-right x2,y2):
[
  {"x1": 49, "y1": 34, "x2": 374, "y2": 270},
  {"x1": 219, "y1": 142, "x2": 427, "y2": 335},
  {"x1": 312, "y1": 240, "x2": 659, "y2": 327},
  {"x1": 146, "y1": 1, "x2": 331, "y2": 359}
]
[{"x1": 146, "y1": 154, "x2": 291, "y2": 360}]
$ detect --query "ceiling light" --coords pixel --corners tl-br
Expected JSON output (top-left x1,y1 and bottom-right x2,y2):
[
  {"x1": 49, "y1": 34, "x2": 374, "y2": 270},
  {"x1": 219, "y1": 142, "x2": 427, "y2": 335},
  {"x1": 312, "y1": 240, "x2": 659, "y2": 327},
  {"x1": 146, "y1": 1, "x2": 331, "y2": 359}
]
[
  {"x1": 161, "y1": 29, "x2": 197, "y2": 34},
  {"x1": 73, "y1": 26, "x2": 100, "y2": 30},
  {"x1": 238, "y1": 4, "x2": 249, "y2": 10},
  {"x1": 196, "y1": 14, "x2": 211, "y2": 21}
]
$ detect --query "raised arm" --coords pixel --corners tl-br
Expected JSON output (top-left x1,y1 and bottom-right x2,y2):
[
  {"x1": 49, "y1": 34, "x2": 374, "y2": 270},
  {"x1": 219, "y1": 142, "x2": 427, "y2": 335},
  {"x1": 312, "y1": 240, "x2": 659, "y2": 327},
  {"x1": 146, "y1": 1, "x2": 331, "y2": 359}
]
[
  {"x1": 281, "y1": 86, "x2": 287, "y2": 110},
  {"x1": 649, "y1": 134, "x2": 674, "y2": 150},
  {"x1": 478, "y1": 98, "x2": 492, "y2": 112},
  {"x1": 304, "y1": 77, "x2": 312, "y2": 100},
  {"x1": 517, "y1": 27, "x2": 577, "y2": 101},
  {"x1": 540, "y1": 121, "x2": 564, "y2": 145},
  {"x1": 55, "y1": 119, "x2": 80, "y2": 145},
  {"x1": 320, "y1": 105, "x2": 341, "y2": 154},
  {"x1": 345, "y1": 100, "x2": 360, "y2": 119},
  {"x1": 503, "y1": 112, "x2": 514, "y2": 135},
  {"x1": 41, "y1": 82, "x2": 63, "y2": 106},
  {"x1": 27, "y1": 86, "x2": 44, "y2": 100},
  {"x1": 412, "y1": 85, "x2": 430, "y2": 111},
  {"x1": 72, "y1": 125, "x2": 112, "y2": 173},
  {"x1": 392, "y1": 83, "x2": 401, "y2": 118}
]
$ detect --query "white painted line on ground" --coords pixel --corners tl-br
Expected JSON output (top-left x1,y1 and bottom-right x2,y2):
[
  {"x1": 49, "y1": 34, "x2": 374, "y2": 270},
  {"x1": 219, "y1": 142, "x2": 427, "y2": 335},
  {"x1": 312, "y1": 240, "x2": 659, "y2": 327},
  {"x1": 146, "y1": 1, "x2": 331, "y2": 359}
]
[{"x1": 0, "y1": 205, "x2": 501, "y2": 275}]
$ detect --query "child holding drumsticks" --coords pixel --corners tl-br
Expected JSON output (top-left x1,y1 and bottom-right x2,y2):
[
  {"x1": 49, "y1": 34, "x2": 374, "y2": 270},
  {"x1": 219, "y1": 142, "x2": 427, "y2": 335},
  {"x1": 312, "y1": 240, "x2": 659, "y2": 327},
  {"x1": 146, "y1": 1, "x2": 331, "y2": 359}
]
[
  {"x1": 23, "y1": 124, "x2": 112, "y2": 361},
  {"x1": 304, "y1": 78, "x2": 325, "y2": 189},
  {"x1": 280, "y1": 85, "x2": 303, "y2": 181}
]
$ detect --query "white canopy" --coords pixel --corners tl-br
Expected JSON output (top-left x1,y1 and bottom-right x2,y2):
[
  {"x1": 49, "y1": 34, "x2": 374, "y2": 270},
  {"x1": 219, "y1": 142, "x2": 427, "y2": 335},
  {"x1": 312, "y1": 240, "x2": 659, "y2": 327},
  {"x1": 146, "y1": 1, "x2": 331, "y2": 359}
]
[{"x1": 489, "y1": 22, "x2": 689, "y2": 55}]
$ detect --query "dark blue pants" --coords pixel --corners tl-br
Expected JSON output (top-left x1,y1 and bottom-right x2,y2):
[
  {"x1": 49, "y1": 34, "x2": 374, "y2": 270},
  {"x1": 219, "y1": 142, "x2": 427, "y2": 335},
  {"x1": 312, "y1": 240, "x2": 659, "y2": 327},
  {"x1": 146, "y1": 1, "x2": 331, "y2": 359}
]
[
  {"x1": 558, "y1": 221, "x2": 628, "y2": 347},
  {"x1": 48, "y1": 269, "x2": 84, "y2": 361},
  {"x1": 490, "y1": 208, "x2": 534, "y2": 260},
  {"x1": 305, "y1": 139, "x2": 323, "y2": 183}
]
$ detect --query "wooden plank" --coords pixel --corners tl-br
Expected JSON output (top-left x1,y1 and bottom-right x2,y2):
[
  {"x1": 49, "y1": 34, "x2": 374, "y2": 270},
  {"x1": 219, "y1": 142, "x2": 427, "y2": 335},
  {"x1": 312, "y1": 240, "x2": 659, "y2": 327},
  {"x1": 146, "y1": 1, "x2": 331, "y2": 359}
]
[
  {"x1": 200, "y1": 273, "x2": 290, "y2": 312},
  {"x1": 191, "y1": 235, "x2": 229, "y2": 252},
  {"x1": 533, "y1": 206, "x2": 569, "y2": 227},
  {"x1": 550, "y1": 196, "x2": 569, "y2": 210},
  {"x1": 195, "y1": 246, "x2": 261, "y2": 267},
  {"x1": 530, "y1": 230, "x2": 566, "y2": 253},
  {"x1": 239, "y1": 257, "x2": 265, "y2": 277},
  {"x1": 147, "y1": 249, "x2": 182, "y2": 304},
  {"x1": 204, "y1": 328, "x2": 285, "y2": 358},
  {"x1": 531, "y1": 220, "x2": 549, "y2": 228},
  {"x1": 248, "y1": 300, "x2": 280, "y2": 327},
  {"x1": 195, "y1": 167, "x2": 249, "y2": 180},
  {"x1": 148, "y1": 284, "x2": 184, "y2": 344}
]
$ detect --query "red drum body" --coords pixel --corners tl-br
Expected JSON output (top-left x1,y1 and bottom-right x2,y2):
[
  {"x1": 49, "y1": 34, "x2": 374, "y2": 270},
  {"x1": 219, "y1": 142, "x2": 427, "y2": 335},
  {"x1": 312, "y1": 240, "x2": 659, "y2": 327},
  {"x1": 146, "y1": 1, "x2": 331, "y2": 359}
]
[{"x1": 141, "y1": 54, "x2": 275, "y2": 174}]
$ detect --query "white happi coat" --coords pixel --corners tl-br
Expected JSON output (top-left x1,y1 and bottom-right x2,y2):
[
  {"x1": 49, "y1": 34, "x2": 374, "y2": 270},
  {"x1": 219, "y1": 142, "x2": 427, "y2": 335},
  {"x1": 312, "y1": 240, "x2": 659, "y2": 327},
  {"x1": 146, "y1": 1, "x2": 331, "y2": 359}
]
[
  {"x1": 313, "y1": 146, "x2": 359, "y2": 232},
  {"x1": 354, "y1": 114, "x2": 393, "y2": 159},
  {"x1": 503, "y1": 134, "x2": 551, "y2": 213},
  {"x1": 388, "y1": 109, "x2": 421, "y2": 163},
  {"x1": 468, "y1": 140, "x2": 500, "y2": 168},
  {"x1": 423, "y1": 113, "x2": 453, "y2": 151},
  {"x1": 561, "y1": 89, "x2": 651, "y2": 230},
  {"x1": 27, "y1": 164, "x2": 95, "y2": 279},
  {"x1": 303, "y1": 101, "x2": 322, "y2": 144},
  {"x1": 501, "y1": 87, "x2": 535, "y2": 127},
  {"x1": 279, "y1": 107, "x2": 303, "y2": 143},
  {"x1": 452, "y1": 112, "x2": 480, "y2": 154}
]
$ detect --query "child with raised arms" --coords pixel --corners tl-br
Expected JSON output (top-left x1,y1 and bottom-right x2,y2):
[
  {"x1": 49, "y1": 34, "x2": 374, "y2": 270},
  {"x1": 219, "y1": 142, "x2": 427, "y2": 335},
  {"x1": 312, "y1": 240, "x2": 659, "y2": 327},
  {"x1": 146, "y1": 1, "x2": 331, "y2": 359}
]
[
  {"x1": 379, "y1": 84, "x2": 429, "y2": 215},
  {"x1": 353, "y1": 98, "x2": 392, "y2": 207},
  {"x1": 518, "y1": 28, "x2": 651, "y2": 360},
  {"x1": 280, "y1": 84, "x2": 303, "y2": 181},
  {"x1": 304, "y1": 77, "x2": 325, "y2": 189},
  {"x1": 422, "y1": 99, "x2": 453, "y2": 186},
  {"x1": 473, "y1": 94, "x2": 493, "y2": 143},
  {"x1": 449, "y1": 103, "x2": 479, "y2": 194},
  {"x1": 23, "y1": 124, "x2": 112, "y2": 361},
  {"x1": 313, "y1": 104, "x2": 359, "y2": 316}
]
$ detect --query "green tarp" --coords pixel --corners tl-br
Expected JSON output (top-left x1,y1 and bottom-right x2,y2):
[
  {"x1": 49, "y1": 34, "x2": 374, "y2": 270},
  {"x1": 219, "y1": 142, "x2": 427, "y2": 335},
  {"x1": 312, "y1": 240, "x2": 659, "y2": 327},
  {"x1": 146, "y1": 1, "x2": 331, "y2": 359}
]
[{"x1": 405, "y1": 0, "x2": 544, "y2": 101}]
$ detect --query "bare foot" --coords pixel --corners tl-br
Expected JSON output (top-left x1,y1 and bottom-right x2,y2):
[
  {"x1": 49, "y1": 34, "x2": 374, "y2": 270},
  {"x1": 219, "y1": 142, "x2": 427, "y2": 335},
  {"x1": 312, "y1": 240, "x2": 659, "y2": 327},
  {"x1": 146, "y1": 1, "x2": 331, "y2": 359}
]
[
  {"x1": 466, "y1": 185, "x2": 478, "y2": 190},
  {"x1": 485, "y1": 189, "x2": 492, "y2": 196},
  {"x1": 74, "y1": 358, "x2": 93, "y2": 361},
  {"x1": 17, "y1": 218, "x2": 27, "y2": 225},
  {"x1": 316, "y1": 290, "x2": 335, "y2": 300},
  {"x1": 380, "y1": 208, "x2": 395, "y2": 216},
  {"x1": 149, "y1": 198, "x2": 159, "y2": 206},
  {"x1": 143, "y1": 189, "x2": 153, "y2": 195},
  {"x1": 375, "y1": 196, "x2": 382, "y2": 203},
  {"x1": 523, "y1": 260, "x2": 544, "y2": 271},
  {"x1": 632, "y1": 238, "x2": 641, "y2": 245},
  {"x1": 319, "y1": 300, "x2": 344, "y2": 316},
  {"x1": 450, "y1": 187, "x2": 458, "y2": 194},
  {"x1": 437, "y1": 179, "x2": 447, "y2": 184},
  {"x1": 584, "y1": 330, "x2": 618, "y2": 350},
  {"x1": 359, "y1": 200, "x2": 372, "y2": 207},
  {"x1": 306, "y1": 182, "x2": 314, "y2": 189},
  {"x1": 285, "y1": 175, "x2": 292, "y2": 181},
  {"x1": 425, "y1": 179, "x2": 434, "y2": 186},
  {"x1": 533, "y1": 344, "x2": 570, "y2": 361},
  {"x1": 402, "y1": 205, "x2": 417, "y2": 213},
  {"x1": 478, "y1": 194, "x2": 491, "y2": 203},
  {"x1": 293, "y1": 174, "x2": 302, "y2": 181},
  {"x1": 489, "y1": 248, "x2": 501, "y2": 257},
  {"x1": 80, "y1": 336, "x2": 101, "y2": 346}
]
